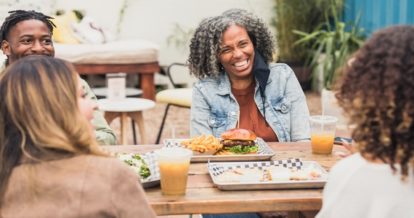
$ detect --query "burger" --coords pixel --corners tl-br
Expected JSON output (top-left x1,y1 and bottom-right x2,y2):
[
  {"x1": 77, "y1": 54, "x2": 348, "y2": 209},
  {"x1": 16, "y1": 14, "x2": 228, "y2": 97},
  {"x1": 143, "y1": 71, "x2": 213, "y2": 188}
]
[{"x1": 219, "y1": 128, "x2": 258, "y2": 154}]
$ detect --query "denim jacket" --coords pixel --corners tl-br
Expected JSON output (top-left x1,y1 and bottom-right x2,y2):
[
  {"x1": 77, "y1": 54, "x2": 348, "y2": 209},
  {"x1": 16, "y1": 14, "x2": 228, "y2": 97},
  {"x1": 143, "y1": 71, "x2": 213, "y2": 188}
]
[{"x1": 190, "y1": 63, "x2": 310, "y2": 142}]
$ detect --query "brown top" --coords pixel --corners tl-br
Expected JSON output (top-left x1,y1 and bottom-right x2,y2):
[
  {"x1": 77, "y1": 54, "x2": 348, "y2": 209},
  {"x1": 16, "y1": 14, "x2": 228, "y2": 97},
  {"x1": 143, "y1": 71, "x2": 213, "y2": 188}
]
[
  {"x1": 232, "y1": 82, "x2": 278, "y2": 142},
  {"x1": 2, "y1": 155, "x2": 156, "y2": 218}
]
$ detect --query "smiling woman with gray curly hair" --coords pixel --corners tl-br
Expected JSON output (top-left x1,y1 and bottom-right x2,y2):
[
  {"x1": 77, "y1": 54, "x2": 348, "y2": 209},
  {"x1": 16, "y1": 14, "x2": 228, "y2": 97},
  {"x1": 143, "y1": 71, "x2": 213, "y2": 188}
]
[
  {"x1": 188, "y1": 9, "x2": 276, "y2": 79},
  {"x1": 188, "y1": 8, "x2": 310, "y2": 145}
]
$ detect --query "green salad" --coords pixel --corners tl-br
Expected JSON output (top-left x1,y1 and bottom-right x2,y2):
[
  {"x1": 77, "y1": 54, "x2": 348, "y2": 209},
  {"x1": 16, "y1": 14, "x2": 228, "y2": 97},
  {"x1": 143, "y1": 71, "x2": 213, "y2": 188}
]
[{"x1": 118, "y1": 153, "x2": 151, "y2": 179}]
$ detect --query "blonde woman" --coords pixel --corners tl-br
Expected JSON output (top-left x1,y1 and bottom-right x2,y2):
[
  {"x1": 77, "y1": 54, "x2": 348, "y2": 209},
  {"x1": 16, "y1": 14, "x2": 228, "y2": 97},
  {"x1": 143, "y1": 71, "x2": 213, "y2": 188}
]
[{"x1": 0, "y1": 56, "x2": 155, "y2": 217}]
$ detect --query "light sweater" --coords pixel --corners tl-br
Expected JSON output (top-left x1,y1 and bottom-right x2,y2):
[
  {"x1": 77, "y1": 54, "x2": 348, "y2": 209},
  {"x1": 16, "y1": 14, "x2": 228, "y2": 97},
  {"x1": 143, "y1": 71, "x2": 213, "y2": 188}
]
[
  {"x1": 2, "y1": 155, "x2": 156, "y2": 218},
  {"x1": 317, "y1": 153, "x2": 414, "y2": 218}
]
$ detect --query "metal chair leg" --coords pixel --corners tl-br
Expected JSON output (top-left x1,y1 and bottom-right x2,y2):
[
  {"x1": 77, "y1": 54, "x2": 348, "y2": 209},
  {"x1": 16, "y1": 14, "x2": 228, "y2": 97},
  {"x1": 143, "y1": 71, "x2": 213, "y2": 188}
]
[
  {"x1": 155, "y1": 104, "x2": 171, "y2": 144},
  {"x1": 131, "y1": 120, "x2": 137, "y2": 144}
]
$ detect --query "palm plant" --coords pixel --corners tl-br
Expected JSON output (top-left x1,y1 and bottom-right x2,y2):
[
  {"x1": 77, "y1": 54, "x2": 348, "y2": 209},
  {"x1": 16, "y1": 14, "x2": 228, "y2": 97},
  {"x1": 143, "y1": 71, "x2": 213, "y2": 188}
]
[
  {"x1": 272, "y1": 0, "x2": 343, "y2": 63},
  {"x1": 294, "y1": 1, "x2": 365, "y2": 90}
]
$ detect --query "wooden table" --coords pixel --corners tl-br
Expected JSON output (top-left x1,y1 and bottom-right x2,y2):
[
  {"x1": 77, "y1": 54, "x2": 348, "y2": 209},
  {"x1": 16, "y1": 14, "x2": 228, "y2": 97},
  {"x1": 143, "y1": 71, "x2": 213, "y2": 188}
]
[
  {"x1": 98, "y1": 98, "x2": 155, "y2": 145},
  {"x1": 103, "y1": 142, "x2": 345, "y2": 216}
]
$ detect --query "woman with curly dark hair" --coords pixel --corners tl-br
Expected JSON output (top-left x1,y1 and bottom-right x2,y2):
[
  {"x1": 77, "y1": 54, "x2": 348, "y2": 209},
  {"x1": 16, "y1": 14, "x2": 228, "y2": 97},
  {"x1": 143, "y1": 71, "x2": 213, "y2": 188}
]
[
  {"x1": 317, "y1": 26, "x2": 414, "y2": 218},
  {"x1": 188, "y1": 9, "x2": 310, "y2": 144}
]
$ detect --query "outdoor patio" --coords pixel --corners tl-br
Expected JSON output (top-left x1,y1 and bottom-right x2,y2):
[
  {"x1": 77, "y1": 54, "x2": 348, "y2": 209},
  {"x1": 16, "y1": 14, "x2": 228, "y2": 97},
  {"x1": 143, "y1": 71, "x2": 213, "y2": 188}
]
[{"x1": 3, "y1": 0, "x2": 413, "y2": 217}]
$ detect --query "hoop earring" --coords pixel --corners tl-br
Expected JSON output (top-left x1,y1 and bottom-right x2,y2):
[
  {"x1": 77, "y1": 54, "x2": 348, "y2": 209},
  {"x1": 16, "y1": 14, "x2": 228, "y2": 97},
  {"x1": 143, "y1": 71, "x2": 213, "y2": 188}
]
[{"x1": 219, "y1": 64, "x2": 224, "y2": 71}]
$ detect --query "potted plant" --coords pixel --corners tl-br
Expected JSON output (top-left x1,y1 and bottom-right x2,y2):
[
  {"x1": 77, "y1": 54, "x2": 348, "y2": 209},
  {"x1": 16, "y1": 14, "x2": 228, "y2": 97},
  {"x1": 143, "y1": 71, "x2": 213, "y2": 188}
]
[
  {"x1": 294, "y1": 1, "x2": 365, "y2": 126},
  {"x1": 293, "y1": 1, "x2": 365, "y2": 90},
  {"x1": 271, "y1": 0, "x2": 343, "y2": 90}
]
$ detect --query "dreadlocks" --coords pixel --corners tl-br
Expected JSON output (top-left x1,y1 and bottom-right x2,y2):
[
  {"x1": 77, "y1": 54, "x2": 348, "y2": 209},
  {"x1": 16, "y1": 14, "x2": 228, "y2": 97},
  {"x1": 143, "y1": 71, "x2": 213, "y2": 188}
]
[{"x1": 0, "y1": 10, "x2": 55, "y2": 43}]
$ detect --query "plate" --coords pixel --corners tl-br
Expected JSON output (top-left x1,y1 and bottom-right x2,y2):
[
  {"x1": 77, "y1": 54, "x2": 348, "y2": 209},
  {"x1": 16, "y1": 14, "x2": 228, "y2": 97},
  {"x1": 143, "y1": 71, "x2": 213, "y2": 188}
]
[
  {"x1": 208, "y1": 159, "x2": 328, "y2": 190},
  {"x1": 163, "y1": 137, "x2": 275, "y2": 162},
  {"x1": 118, "y1": 151, "x2": 160, "y2": 189}
]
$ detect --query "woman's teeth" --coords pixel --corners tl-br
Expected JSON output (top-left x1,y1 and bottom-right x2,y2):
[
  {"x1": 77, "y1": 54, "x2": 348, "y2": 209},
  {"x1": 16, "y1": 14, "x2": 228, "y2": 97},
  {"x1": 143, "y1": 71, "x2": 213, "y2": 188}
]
[{"x1": 234, "y1": 60, "x2": 248, "y2": 67}]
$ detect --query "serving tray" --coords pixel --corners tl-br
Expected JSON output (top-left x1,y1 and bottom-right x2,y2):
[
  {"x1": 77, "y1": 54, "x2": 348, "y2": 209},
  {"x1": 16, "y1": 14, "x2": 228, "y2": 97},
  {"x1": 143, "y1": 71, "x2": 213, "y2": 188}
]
[
  {"x1": 163, "y1": 137, "x2": 275, "y2": 162},
  {"x1": 208, "y1": 159, "x2": 328, "y2": 190},
  {"x1": 118, "y1": 151, "x2": 160, "y2": 188}
]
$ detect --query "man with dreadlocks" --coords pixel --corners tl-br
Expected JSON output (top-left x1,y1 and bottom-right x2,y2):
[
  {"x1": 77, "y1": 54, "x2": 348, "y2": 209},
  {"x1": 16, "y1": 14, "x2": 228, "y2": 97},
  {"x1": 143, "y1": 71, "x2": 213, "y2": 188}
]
[{"x1": 0, "y1": 10, "x2": 116, "y2": 145}]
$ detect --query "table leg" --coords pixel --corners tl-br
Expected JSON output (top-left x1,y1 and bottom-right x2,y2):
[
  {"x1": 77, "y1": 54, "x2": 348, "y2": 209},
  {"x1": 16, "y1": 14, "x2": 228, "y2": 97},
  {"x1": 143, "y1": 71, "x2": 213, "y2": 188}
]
[
  {"x1": 120, "y1": 112, "x2": 128, "y2": 145},
  {"x1": 104, "y1": 112, "x2": 120, "y2": 124},
  {"x1": 287, "y1": 211, "x2": 301, "y2": 218},
  {"x1": 128, "y1": 111, "x2": 147, "y2": 144},
  {"x1": 139, "y1": 74, "x2": 155, "y2": 100},
  {"x1": 287, "y1": 211, "x2": 317, "y2": 218}
]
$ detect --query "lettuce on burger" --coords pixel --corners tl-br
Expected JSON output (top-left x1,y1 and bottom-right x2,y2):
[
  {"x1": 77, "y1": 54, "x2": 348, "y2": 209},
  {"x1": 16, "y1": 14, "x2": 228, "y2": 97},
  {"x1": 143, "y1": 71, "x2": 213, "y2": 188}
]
[{"x1": 220, "y1": 128, "x2": 258, "y2": 154}]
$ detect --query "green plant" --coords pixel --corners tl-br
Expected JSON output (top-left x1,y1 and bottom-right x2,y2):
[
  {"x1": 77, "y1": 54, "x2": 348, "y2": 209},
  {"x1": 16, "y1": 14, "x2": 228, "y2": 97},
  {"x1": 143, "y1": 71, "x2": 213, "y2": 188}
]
[
  {"x1": 167, "y1": 23, "x2": 194, "y2": 51},
  {"x1": 272, "y1": 0, "x2": 343, "y2": 63},
  {"x1": 117, "y1": 0, "x2": 129, "y2": 38},
  {"x1": 294, "y1": 1, "x2": 365, "y2": 90}
]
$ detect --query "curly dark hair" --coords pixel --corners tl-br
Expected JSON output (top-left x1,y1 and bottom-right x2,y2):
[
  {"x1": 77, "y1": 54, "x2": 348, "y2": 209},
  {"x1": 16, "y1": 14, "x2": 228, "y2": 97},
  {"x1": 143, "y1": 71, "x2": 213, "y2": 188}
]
[
  {"x1": 336, "y1": 25, "x2": 414, "y2": 179},
  {"x1": 188, "y1": 9, "x2": 276, "y2": 79}
]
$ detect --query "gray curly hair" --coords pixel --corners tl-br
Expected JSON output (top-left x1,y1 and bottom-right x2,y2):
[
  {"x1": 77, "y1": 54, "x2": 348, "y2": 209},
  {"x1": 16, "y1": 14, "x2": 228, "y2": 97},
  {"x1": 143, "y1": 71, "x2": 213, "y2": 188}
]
[{"x1": 188, "y1": 9, "x2": 277, "y2": 79}]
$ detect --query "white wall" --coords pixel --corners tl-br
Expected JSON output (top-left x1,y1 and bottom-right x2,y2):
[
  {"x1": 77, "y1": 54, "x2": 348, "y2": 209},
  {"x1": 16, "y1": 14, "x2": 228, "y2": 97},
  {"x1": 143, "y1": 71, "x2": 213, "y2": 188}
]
[
  {"x1": 1, "y1": 0, "x2": 275, "y2": 85},
  {"x1": 118, "y1": 0, "x2": 275, "y2": 65},
  {"x1": 1, "y1": 0, "x2": 275, "y2": 65}
]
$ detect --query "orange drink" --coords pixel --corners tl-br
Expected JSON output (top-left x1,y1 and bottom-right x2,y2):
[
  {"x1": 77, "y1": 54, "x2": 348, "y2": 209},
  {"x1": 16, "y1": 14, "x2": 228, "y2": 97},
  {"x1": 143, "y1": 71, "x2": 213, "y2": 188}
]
[
  {"x1": 310, "y1": 115, "x2": 338, "y2": 154},
  {"x1": 159, "y1": 161, "x2": 190, "y2": 195},
  {"x1": 155, "y1": 147, "x2": 192, "y2": 195},
  {"x1": 311, "y1": 133, "x2": 335, "y2": 154}
]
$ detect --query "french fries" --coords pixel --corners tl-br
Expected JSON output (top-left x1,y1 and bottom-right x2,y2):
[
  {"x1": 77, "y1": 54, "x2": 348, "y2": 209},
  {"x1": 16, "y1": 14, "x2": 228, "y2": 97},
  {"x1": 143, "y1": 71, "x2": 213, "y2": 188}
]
[{"x1": 181, "y1": 135, "x2": 223, "y2": 154}]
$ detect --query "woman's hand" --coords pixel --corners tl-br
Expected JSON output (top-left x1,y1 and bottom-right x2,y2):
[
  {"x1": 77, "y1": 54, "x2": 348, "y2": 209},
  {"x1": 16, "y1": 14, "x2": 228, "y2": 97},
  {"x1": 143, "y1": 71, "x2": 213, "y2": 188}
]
[{"x1": 335, "y1": 139, "x2": 357, "y2": 158}]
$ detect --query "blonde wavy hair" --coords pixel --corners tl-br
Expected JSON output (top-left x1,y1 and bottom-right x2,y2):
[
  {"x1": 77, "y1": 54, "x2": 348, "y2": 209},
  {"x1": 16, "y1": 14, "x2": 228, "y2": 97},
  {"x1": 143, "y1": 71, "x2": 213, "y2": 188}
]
[{"x1": 0, "y1": 56, "x2": 105, "y2": 204}]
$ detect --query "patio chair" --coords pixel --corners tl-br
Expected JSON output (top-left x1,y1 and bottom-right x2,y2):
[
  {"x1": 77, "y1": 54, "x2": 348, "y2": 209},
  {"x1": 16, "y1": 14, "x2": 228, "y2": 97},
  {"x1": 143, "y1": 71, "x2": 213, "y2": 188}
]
[{"x1": 155, "y1": 63, "x2": 192, "y2": 144}]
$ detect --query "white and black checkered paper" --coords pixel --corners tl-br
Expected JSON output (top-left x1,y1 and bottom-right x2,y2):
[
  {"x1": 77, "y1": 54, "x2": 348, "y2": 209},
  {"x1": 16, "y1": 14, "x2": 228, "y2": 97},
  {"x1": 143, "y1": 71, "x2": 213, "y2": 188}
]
[
  {"x1": 139, "y1": 151, "x2": 160, "y2": 188},
  {"x1": 208, "y1": 158, "x2": 303, "y2": 177}
]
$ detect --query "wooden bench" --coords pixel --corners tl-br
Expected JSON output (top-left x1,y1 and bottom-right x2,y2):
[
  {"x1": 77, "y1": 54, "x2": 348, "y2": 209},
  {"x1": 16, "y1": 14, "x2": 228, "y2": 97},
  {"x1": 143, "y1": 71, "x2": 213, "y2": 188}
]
[{"x1": 55, "y1": 39, "x2": 160, "y2": 100}]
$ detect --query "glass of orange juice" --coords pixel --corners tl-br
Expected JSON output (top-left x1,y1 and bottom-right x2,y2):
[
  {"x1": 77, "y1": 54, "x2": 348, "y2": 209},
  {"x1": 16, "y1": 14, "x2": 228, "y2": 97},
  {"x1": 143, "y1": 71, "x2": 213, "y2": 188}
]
[
  {"x1": 310, "y1": 115, "x2": 338, "y2": 154},
  {"x1": 155, "y1": 147, "x2": 192, "y2": 195}
]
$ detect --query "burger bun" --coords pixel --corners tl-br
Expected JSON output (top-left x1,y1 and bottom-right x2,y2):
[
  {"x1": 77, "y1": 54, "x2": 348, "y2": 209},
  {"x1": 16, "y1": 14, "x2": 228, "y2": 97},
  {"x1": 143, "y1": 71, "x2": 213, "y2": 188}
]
[{"x1": 221, "y1": 128, "x2": 257, "y2": 141}]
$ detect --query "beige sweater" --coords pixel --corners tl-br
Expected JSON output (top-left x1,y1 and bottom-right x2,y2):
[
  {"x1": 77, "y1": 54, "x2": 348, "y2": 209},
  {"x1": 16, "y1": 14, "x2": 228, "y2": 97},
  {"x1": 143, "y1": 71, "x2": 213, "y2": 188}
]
[{"x1": 1, "y1": 155, "x2": 156, "y2": 218}]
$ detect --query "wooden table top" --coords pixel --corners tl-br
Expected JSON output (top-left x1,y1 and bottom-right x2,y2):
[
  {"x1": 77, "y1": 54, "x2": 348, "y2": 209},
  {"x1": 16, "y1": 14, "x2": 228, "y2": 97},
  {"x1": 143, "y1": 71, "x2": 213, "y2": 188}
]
[{"x1": 103, "y1": 142, "x2": 345, "y2": 215}]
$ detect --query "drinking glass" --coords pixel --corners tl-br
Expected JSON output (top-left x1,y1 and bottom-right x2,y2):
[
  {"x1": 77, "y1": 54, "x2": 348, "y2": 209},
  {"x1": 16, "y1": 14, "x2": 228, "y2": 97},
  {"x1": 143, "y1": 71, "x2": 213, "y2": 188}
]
[
  {"x1": 155, "y1": 147, "x2": 192, "y2": 195},
  {"x1": 310, "y1": 115, "x2": 338, "y2": 154}
]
